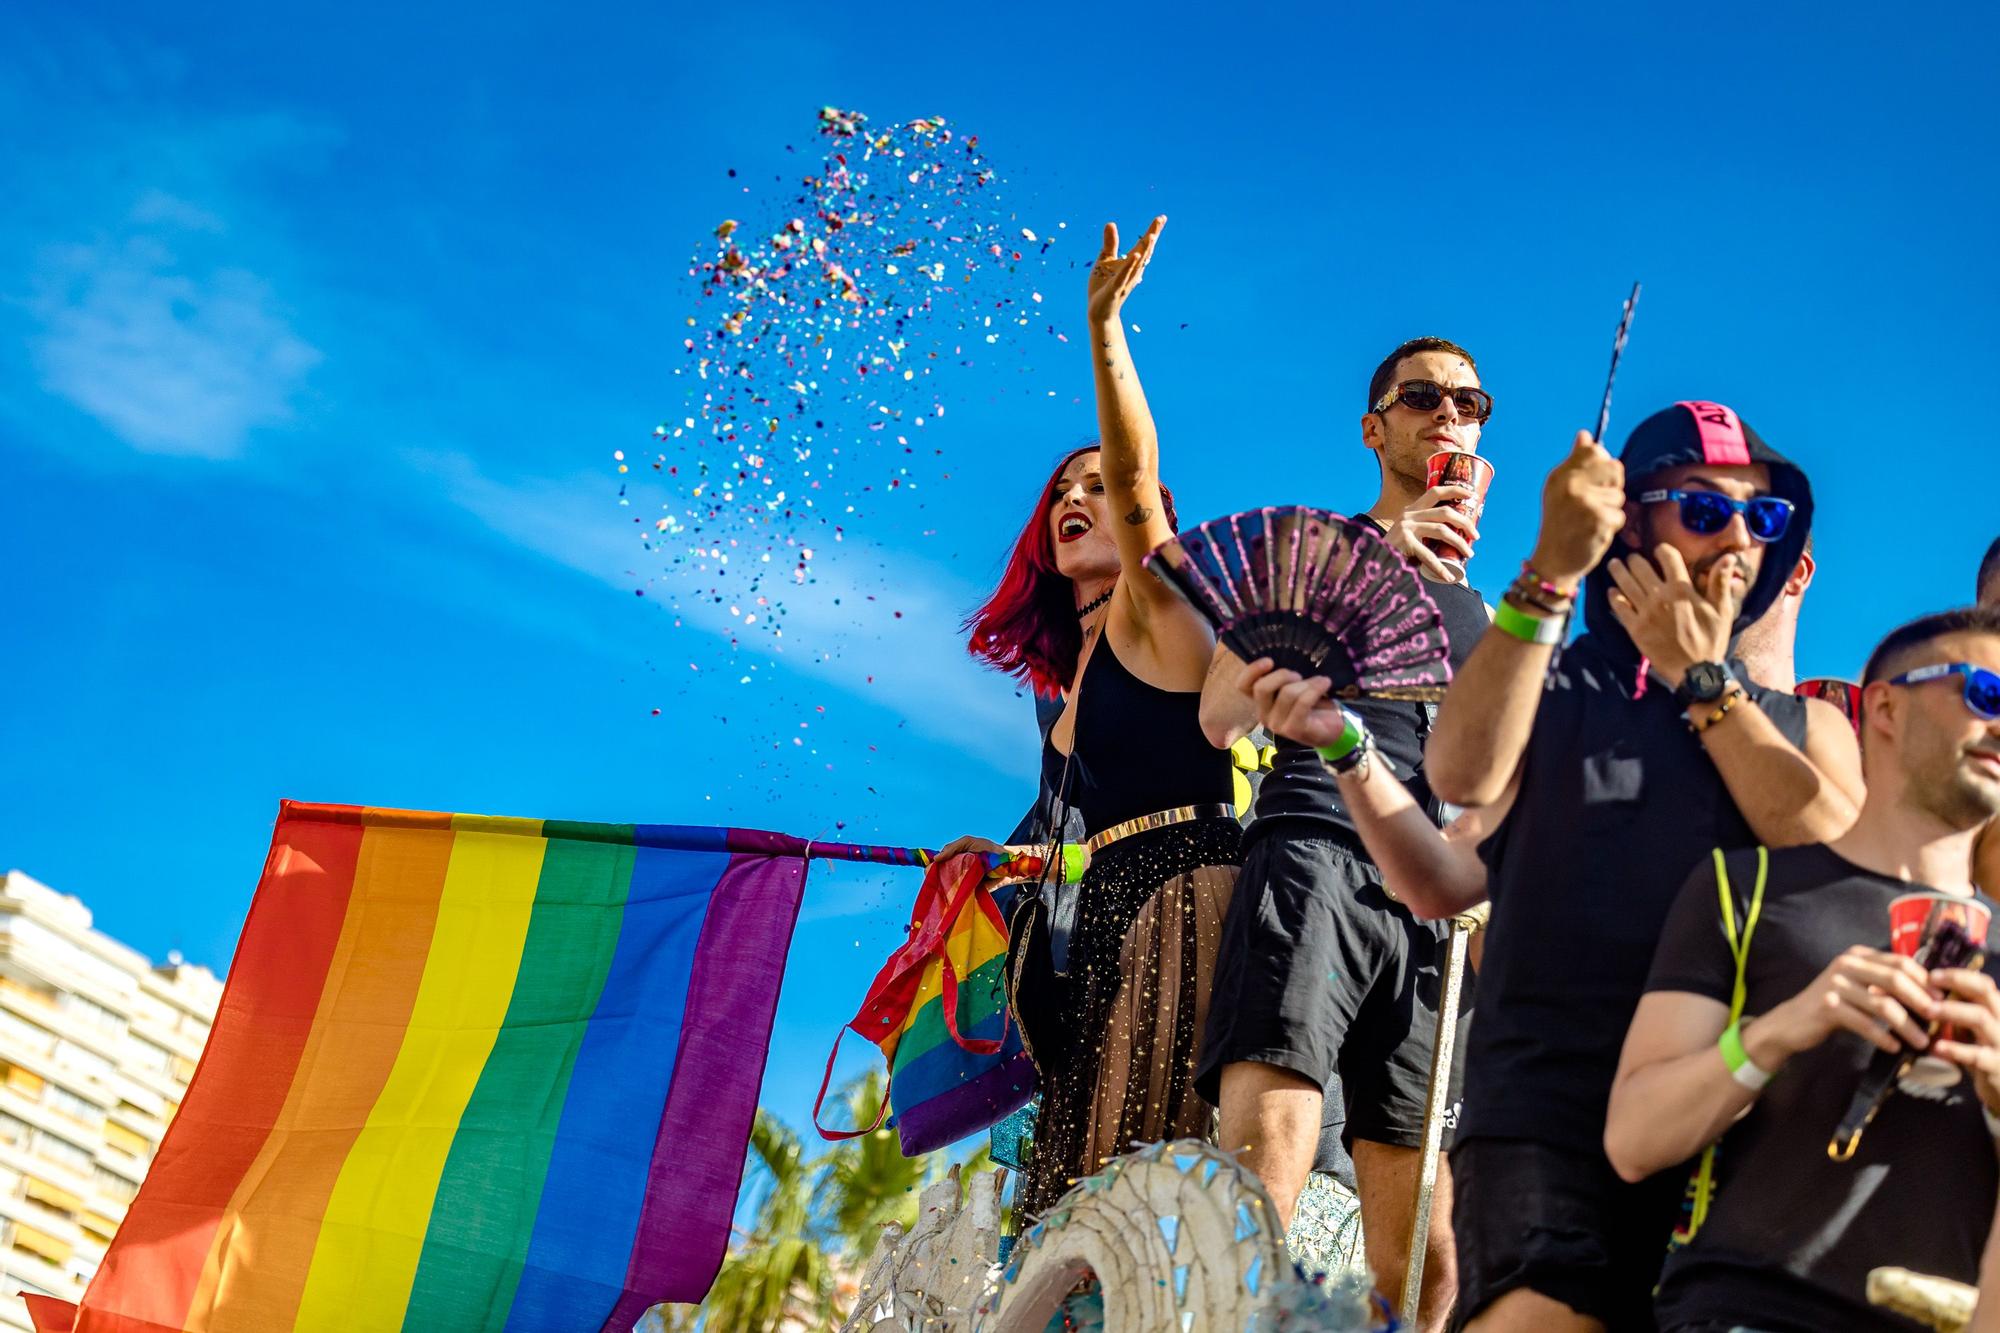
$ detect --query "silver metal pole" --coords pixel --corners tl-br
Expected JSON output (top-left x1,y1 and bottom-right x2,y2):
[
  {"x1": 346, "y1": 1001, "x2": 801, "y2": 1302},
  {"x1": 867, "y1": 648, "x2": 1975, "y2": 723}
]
[{"x1": 1400, "y1": 904, "x2": 1486, "y2": 1327}]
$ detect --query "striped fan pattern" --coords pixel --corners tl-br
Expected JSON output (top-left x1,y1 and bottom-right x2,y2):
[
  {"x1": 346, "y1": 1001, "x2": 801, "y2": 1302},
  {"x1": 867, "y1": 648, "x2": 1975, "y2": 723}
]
[{"x1": 1144, "y1": 506, "x2": 1452, "y2": 701}]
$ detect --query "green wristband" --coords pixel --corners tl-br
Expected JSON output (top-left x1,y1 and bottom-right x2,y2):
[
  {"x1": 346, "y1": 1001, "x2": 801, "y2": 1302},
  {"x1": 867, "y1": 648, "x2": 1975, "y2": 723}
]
[
  {"x1": 1493, "y1": 598, "x2": 1565, "y2": 646},
  {"x1": 1718, "y1": 1020, "x2": 1771, "y2": 1090},
  {"x1": 1059, "y1": 843, "x2": 1088, "y2": 885},
  {"x1": 1315, "y1": 708, "x2": 1368, "y2": 770}
]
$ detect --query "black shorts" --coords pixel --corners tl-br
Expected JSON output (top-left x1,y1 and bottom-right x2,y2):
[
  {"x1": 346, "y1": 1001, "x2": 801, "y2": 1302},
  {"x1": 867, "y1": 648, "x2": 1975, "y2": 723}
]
[
  {"x1": 1195, "y1": 826, "x2": 1472, "y2": 1152},
  {"x1": 1450, "y1": 1136, "x2": 1686, "y2": 1331}
]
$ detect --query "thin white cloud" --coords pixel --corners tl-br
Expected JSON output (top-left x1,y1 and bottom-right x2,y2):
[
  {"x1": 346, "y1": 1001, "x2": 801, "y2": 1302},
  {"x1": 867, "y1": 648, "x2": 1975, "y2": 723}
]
[
  {"x1": 128, "y1": 188, "x2": 226, "y2": 234},
  {"x1": 418, "y1": 449, "x2": 1036, "y2": 771},
  {"x1": 28, "y1": 207, "x2": 322, "y2": 459}
]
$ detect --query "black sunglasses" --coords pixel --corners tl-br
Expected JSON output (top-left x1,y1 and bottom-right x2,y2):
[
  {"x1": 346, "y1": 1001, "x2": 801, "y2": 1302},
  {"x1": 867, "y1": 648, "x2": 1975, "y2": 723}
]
[
  {"x1": 1887, "y1": 663, "x2": 2000, "y2": 721},
  {"x1": 1636, "y1": 489, "x2": 1794, "y2": 544},
  {"x1": 1372, "y1": 380, "x2": 1494, "y2": 424}
]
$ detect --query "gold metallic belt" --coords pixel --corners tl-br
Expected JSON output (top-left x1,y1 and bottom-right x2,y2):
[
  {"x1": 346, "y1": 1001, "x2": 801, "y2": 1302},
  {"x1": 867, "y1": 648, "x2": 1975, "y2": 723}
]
[{"x1": 1085, "y1": 803, "x2": 1237, "y2": 857}]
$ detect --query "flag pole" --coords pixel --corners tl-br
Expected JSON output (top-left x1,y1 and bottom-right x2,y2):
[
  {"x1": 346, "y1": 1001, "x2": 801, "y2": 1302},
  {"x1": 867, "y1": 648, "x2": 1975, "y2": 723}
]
[{"x1": 1400, "y1": 902, "x2": 1488, "y2": 1326}]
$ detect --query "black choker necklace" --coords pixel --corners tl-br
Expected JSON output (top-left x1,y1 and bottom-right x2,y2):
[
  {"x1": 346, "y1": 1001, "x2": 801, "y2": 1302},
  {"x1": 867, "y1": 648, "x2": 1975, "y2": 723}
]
[{"x1": 1076, "y1": 587, "x2": 1114, "y2": 619}]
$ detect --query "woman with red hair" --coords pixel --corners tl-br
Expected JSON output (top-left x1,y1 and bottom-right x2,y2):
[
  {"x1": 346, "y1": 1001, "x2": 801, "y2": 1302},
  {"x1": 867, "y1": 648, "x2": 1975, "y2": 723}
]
[{"x1": 942, "y1": 217, "x2": 1240, "y2": 1218}]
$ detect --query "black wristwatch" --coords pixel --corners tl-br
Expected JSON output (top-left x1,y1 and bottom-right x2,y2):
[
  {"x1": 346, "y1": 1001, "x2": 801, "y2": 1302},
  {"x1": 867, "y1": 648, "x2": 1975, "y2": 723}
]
[{"x1": 1675, "y1": 661, "x2": 1735, "y2": 709}]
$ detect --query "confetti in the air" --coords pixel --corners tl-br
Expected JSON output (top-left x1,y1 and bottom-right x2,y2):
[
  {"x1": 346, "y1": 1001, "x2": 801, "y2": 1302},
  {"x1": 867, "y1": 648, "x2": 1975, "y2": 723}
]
[{"x1": 619, "y1": 106, "x2": 1061, "y2": 646}]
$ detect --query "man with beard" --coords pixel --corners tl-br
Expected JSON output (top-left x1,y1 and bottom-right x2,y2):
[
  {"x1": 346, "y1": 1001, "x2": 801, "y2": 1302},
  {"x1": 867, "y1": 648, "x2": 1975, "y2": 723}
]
[
  {"x1": 1607, "y1": 605, "x2": 2000, "y2": 1332},
  {"x1": 1198, "y1": 336, "x2": 1492, "y2": 1327},
  {"x1": 1424, "y1": 402, "x2": 1865, "y2": 1331}
]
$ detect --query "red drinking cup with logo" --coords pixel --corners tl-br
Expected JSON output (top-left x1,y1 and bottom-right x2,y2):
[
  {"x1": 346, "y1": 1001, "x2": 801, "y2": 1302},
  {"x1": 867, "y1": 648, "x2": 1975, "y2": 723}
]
[
  {"x1": 1796, "y1": 678, "x2": 1864, "y2": 734},
  {"x1": 1423, "y1": 450, "x2": 1495, "y2": 571},
  {"x1": 1890, "y1": 892, "x2": 1993, "y2": 1086},
  {"x1": 1888, "y1": 892, "x2": 1990, "y2": 963}
]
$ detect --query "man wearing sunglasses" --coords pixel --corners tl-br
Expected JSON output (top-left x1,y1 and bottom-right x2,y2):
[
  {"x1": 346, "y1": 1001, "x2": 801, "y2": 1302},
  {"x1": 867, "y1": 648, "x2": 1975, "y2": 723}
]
[
  {"x1": 1424, "y1": 401, "x2": 1866, "y2": 1332},
  {"x1": 1606, "y1": 605, "x2": 2000, "y2": 1332},
  {"x1": 1979, "y1": 536, "x2": 2000, "y2": 608},
  {"x1": 1196, "y1": 336, "x2": 1494, "y2": 1328}
]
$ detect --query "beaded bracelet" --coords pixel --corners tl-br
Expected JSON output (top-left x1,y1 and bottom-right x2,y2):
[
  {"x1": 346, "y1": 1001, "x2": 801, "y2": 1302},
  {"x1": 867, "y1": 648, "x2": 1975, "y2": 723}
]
[
  {"x1": 1507, "y1": 568, "x2": 1575, "y2": 617},
  {"x1": 1519, "y1": 561, "x2": 1578, "y2": 600},
  {"x1": 1507, "y1": 581, "x2": 1572, "y2": 617},
  {"x1": 1693, "y1": 688, "x2": 1746, "y2": 734}
]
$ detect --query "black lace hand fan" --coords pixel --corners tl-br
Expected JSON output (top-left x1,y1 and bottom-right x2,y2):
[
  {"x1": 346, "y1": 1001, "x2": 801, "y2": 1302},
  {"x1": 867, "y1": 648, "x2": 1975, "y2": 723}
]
[{"x1": 1144, "y1": 506, "x2": 1452, "y2": 700}]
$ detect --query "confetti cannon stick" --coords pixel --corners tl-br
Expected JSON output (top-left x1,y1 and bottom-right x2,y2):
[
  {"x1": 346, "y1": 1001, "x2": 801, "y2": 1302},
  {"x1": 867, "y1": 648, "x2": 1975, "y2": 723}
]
[
  {"x1": 1401, "y1": 900, "x2": 1489, "y2": 1328},
  {"x1": 1594, "y1": 282, "x2": 1641, "y2": 444}
]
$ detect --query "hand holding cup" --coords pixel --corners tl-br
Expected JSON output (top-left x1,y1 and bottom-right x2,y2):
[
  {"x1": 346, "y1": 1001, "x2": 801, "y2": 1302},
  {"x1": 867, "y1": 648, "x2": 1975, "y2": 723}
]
[
  {"x1": 1420, "y1": 450, "x2": 1496, "y2": 577},
  {"x1": 1380, "y1": 483, "x2": 1479, "y2": 583}
]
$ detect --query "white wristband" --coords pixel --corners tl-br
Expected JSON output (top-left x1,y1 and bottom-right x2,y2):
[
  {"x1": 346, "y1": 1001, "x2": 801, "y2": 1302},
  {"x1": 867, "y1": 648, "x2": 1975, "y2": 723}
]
[
  {"x1": 1730, "y1": 1059, "x2": 1773, "y2": 1092},
  {"x1": 1720, "y1": 1022, "x2": 1773, "y2": 1091}
]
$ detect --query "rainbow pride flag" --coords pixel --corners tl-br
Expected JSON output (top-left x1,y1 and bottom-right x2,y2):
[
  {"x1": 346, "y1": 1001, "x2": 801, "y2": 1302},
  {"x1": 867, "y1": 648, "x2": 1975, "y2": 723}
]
[
  {"x1": 878, "y1": 860, "x2": 1030, "y2": 1154},
  {"x1": 29, "y1": 801, "x2": 810, "y2": 1333}
]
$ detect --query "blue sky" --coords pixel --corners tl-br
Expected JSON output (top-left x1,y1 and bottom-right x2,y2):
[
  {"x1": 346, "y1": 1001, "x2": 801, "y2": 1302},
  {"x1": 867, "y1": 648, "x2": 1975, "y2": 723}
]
[{"x1": 5, "y1": 3, "x2": 1997, "y2": 1133}]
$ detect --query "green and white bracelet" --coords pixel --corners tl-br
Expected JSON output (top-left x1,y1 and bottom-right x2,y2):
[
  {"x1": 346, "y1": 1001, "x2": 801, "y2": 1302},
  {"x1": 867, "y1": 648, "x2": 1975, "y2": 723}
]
[
  {"x1": 1719, "y1": 1020, "x2": 1773, "y2": 1091},
  {"x1": 1315, "y1": 708, "x2": 1373, "y2": 775},
  {"x1": 1492, "y1": 597, "x2": 1566, "y2": 646}
]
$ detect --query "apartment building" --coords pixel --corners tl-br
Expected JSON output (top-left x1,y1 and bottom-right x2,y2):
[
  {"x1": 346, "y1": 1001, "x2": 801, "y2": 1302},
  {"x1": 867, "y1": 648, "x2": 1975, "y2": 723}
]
[{"x1": 0, "y1": 870, "x2": 220, "y2": 1329}]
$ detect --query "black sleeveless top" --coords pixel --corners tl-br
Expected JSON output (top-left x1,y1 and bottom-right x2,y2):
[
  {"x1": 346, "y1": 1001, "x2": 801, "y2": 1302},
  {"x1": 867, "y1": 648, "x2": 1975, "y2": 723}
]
[{"x1": 1039, "y1": 632, "x2": 1235, "y2": 838}]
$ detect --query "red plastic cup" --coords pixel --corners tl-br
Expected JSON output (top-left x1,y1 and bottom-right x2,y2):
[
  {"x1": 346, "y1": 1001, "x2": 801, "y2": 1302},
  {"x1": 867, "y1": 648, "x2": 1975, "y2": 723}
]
[
  {"x1": 1890, "y1": 893, "x2": 1993, "y2": 1086},
  {"x1": 1795, "y1": 678, "x2": 1864, "y2": 734},
  {"x1": 1888, "y1": 892, "x2": 1991, "y2": 962},
  {"x1": 1423, "y1": 450, "x2": 1495, "y2": 569}
]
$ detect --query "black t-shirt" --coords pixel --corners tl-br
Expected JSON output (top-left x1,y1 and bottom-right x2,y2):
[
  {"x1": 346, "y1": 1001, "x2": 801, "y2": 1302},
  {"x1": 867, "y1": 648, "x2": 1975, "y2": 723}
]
[
  {"x1": 1459, "y1": 634, "x2": 1810, "y2": 1150},
  {"x1": 1648, "y1": 845, "x2": 2000, "y2": 1333},
  {"x1": 1249, "y1": 567, "x2": 1490, "y2": 842}
]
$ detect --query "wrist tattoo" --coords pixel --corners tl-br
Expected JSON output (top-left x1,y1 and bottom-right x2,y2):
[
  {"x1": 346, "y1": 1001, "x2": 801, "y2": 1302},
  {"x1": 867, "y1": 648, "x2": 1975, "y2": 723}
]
[{"x1": 1124, "y1": 504, "x2": 1153, "y2": 526}]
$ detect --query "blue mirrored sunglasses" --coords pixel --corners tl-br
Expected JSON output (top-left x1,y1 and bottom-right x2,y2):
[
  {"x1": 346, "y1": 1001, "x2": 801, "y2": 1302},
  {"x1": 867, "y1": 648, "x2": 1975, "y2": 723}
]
[
  {"x1": 1636, "y1": 489, "x2": 1794, "y2": 543},
  {"x1": 1886, "y1": 662, "x2": 2000, "y2": 720}
]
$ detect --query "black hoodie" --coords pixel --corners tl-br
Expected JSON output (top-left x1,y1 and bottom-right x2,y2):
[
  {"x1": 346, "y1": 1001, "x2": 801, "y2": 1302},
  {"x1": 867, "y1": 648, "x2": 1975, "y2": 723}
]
[
  {"x1": 1582, "y1": 398, "x2": 1816, "y2": 667},
  {"x1": 1458, "y1": 401, "x2": 1815, "y2": 1156}
]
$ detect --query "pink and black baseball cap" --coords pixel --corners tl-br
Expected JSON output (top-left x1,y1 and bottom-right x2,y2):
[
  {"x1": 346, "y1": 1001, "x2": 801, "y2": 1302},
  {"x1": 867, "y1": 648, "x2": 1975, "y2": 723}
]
[{"x1": 1586, "y1": 400, "x2": 1815, "y2": 635}]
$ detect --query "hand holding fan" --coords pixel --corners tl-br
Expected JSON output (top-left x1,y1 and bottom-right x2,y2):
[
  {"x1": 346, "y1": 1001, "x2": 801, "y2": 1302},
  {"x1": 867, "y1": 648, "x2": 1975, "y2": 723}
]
[{"x1": 1144, "y1": 506, "x2": 1453, "y2": 701}]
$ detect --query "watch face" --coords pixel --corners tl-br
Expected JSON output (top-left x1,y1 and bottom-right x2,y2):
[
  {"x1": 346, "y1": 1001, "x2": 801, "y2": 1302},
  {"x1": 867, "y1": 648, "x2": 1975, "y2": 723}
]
[{"x1": 1689, "y1": 663, "x2": 1727, "y2": 700}]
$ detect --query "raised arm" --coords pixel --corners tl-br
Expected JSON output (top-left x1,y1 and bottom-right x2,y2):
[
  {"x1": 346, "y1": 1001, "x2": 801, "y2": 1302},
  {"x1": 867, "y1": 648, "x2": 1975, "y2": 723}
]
[
  {"x1": 1605, "y1": 545, "x2": 1864, "y2": 847},
  {"x1": 1245, "y1": 661, "x2": 1499, "y2": 919},
  {"x1": 1087, "y1": 217, "x2": 1181, "y2": 613},
  {"x1": 1427, "y1": 432, "x2": 1628, "y2": 807}
]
